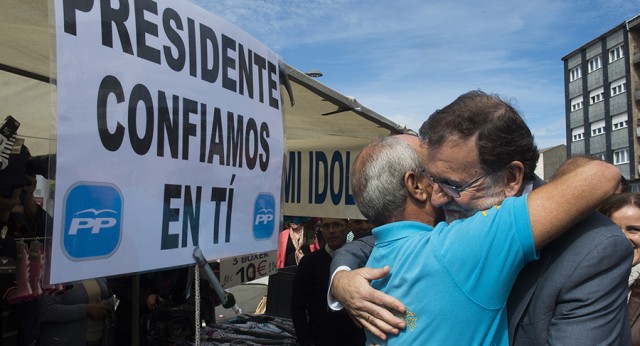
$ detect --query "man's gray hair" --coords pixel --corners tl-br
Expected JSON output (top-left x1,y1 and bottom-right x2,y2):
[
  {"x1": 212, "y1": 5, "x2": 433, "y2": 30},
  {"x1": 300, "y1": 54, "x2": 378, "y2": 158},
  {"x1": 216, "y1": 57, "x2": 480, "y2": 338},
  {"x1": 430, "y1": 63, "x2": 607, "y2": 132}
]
[{"x1": 351, "y1": 136, "x2": 424, "y2": 226}]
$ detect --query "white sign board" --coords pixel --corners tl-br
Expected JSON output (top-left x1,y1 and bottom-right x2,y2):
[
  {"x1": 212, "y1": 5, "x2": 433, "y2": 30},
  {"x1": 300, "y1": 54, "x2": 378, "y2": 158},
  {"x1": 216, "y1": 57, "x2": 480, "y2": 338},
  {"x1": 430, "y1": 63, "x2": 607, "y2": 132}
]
[
  {"x1": 51, "y1": 0, "x2": 283, "y2": 283},
  {"x1": 219, "y1": 250, "x2": 277, "y2": 288},
  {"x1": 282, "y1": 149, "x2": 366, "y2": 219}
]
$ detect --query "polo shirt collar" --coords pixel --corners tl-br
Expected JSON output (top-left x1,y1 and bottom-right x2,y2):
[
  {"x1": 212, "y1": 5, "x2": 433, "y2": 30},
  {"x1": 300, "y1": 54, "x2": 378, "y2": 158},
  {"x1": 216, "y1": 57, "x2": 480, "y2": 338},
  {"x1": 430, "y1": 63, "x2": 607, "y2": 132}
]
[{"x1": 372, "y1": 220, "x2": 434, "y2": 243}]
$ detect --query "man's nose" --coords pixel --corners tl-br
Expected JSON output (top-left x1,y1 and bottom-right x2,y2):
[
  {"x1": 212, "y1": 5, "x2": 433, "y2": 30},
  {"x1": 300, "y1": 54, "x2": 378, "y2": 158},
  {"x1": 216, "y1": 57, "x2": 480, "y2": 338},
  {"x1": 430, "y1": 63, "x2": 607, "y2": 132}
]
[{"x1": 430, "y1": 183, "x2": 452, "y2": 207}]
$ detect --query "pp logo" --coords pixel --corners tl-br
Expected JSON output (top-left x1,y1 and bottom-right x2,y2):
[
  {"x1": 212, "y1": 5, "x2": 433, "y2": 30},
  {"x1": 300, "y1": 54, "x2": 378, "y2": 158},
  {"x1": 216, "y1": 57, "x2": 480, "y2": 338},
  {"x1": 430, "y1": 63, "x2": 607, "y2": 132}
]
[
  {"x1": 63, "y1": 183, "x2": 122, "y2": 260},
  {"x1": 253, "y1": 193, "x2": 275, "y2": 239}
]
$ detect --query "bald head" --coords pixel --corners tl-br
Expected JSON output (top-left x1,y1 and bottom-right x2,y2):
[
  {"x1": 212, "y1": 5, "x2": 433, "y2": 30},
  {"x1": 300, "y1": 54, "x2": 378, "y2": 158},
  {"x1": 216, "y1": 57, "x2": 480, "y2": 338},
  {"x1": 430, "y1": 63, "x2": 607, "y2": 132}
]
[
  {"x1": 397, "y1": 134, "x2": 423, "y2": 151},
  {"x1": 351, "y1": 135, "x2": 439, "y2": 227}
]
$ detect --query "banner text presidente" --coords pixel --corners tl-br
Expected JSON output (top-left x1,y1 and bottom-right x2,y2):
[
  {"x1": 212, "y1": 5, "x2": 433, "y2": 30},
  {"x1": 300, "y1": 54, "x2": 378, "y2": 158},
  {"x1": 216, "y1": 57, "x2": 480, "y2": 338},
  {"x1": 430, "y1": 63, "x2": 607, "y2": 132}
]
[{"x1": 62, "y1": 0, "x2": 278, "y2": 172}]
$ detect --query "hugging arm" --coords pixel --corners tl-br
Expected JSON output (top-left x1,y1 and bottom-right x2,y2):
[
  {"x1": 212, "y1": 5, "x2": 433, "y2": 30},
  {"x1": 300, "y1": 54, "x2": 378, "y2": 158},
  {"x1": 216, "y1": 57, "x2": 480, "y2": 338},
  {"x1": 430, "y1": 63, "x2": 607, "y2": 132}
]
[
  {"x1": 328, "y1": 235, "x2": 406, "y2": 340},
  {"x1": 527, "y1": 157, "x2": 620, "y2": 248}
]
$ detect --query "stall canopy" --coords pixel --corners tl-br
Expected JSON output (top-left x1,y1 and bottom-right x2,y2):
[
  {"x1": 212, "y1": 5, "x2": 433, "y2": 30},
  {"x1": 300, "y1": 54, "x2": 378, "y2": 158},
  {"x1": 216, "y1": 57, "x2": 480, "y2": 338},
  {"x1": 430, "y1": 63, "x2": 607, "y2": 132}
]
[{"x1": 0, "y1": 0, "x2": 411, "y2": 159}]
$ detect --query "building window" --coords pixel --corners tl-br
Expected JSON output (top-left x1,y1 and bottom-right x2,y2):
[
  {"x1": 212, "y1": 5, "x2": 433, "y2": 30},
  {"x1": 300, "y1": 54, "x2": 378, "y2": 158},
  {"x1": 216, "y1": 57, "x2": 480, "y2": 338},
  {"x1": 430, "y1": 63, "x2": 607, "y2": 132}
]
[
  {"x1": 588, "y1": 56, "x2": 602, "y2": 73},
  {"x1": 570, "y1": 96, "x2": 583, "y2": 111},
  {"x1": 593, "y1": 152, "x2": 606, "y2": 161},
  {"x1": 572, "y1": 126, "x2": 584, "y2": 142},
  {"x1": 613, "y1": 148, "x2": 629, "y2": 165},
  {"x1": 589, "y1": 87, "x2": 604, "y2": 104},
  {"x1": 609, "y1": 44, "x2": 624, "y2": 63},
  {"x1": 591, "y1": 120, "x2": 605, "y2": 136},
  {"x1": 611, "y1": 78, "x2": 626, "y2": 97},
  {"x1": 612, "y1": 112, "x2": 629, "y2": 130},
  {"x1": 569, "y1": 66, "x2": 582, "y2": 82}
]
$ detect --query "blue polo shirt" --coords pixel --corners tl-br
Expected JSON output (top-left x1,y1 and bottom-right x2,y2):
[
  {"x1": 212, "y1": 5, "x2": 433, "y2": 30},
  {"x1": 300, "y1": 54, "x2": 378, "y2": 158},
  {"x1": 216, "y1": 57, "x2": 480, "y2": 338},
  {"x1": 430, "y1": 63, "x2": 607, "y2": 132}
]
[{"x1": 366, "y1": 196, "x2": 538, "y2": 345}]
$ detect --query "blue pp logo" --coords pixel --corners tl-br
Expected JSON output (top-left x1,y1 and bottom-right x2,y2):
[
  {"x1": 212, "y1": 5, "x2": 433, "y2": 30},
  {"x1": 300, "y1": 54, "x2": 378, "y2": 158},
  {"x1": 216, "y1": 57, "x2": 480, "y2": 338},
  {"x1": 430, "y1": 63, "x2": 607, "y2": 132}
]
[
  {"x1": 63, "y1": 183, "x2": 122, "y2": 260},
  {"x1": 253, "y1": 193, "x2": 275, "y2": 240}
]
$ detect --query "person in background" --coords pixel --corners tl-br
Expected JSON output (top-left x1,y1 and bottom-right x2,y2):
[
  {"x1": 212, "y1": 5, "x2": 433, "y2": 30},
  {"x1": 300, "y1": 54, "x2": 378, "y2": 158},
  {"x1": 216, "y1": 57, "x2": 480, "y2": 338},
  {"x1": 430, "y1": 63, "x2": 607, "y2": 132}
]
[
  {"x1": 346, "y1": 218, "x2": 373, "y2": 242},
  {"x1": 291, "y1": 217, "x2": 364, "y2": 346},
  {"x1": 0, "y1": 143, "x2": 49, "y2": 346},
  {"x1": 39, "y1": 278, "x2": 114, "y2": 346},
  {"x1": 599, "y1": 192, "x2": 640, "y2": 345},
  {"x1": 277, "y1": 217, "x2": 319, "y2": 268}
]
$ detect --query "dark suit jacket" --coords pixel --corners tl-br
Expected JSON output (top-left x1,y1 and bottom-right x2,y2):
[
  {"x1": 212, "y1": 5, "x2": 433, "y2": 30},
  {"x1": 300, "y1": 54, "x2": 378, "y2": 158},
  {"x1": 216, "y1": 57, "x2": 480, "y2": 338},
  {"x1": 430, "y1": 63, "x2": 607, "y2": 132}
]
[
  {"x1": 506, "y1": 178, "x2": 632, "y2": 345},
  {"x1": 507, "y1": 210, "x2": 631, "y2": 345},
  {"x1": 293, "y1": 248, "x2": 365, "y2": 346},
  {"x1": 330, "y1": 178, "x2": 633, "y2": 345}
]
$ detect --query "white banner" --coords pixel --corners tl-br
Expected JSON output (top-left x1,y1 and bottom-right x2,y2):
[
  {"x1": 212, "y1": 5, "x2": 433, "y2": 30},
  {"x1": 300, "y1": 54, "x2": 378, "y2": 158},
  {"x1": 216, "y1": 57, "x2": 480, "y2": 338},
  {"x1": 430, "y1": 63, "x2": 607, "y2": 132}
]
[
  {"x1": 282, "y1": 149, "x2": 366, "y2": 219},
  {"x1": 51, "y1": 0, "x2": 283, "y2": 283}
]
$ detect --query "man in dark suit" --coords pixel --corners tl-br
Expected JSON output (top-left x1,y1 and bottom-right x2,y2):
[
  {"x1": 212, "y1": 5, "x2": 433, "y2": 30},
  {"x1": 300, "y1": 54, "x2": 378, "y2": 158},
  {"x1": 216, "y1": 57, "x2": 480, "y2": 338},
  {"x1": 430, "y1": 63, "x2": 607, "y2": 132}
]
[
  {"x1": 291, "y1": 217, "x2": 365, "y2": 346},
  {"x1": 328, "y1": 90, "x2": 632, "y2": 345}
]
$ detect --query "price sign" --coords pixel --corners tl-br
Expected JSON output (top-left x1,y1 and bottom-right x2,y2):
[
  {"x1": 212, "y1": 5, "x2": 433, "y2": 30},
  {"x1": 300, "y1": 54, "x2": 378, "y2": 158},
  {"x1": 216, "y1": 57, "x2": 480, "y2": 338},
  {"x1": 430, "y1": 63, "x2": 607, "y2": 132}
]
[{"x1": 219, "y1": 250, "x2": 277, "y2": 288}]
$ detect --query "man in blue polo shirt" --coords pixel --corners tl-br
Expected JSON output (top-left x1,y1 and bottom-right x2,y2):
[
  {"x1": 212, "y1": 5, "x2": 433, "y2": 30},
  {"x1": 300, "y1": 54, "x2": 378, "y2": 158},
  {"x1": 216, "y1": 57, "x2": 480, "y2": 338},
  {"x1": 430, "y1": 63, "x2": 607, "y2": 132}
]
[
  {"x1": 329, "y1": 91, "x2": 630, "y2": 345},
  {"x1": 346, "y1": 130, "x2": 620, "y2": 345}
]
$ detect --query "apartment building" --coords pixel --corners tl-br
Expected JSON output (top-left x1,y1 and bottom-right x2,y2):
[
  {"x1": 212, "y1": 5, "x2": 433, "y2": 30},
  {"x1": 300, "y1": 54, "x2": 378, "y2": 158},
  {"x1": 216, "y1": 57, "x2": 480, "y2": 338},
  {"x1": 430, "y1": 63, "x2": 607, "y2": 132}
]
[
  {"x1": 534, "y1": 144, "x2": 567, "y2": 181},
  {"x1": 562, "y1": 15, "x2": 640, "y2": 183}
]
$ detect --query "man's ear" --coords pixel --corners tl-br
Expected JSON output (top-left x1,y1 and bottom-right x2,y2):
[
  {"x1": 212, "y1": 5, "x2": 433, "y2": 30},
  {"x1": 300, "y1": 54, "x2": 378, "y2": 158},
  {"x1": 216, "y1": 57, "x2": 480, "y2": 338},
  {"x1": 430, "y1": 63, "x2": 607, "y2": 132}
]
[
  {"x1": 404, "y1": 171, "x2": 430, "y2": 202},
  {"x1": 503, "y1": 161, "x2": 525, "y2": 197}
]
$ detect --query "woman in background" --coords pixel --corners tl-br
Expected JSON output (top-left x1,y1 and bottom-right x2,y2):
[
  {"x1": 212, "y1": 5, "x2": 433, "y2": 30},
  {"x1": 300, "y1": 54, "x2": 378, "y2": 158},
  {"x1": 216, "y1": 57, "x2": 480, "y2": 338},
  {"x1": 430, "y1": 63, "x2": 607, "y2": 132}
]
[
  {"x1": 599, "y1": 192, "x2": 640, "y2": 345},
  {"x1": 277, "y1": 217, "x2": 319, "y2": 268}
]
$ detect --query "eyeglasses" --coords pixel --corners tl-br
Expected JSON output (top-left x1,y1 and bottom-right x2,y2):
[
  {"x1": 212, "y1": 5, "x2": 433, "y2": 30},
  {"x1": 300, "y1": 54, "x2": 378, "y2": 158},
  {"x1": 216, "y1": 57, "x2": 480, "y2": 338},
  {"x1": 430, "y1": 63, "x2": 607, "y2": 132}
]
[{"x1": 426, "y1": 171, "x2": 491, "y2": 198}]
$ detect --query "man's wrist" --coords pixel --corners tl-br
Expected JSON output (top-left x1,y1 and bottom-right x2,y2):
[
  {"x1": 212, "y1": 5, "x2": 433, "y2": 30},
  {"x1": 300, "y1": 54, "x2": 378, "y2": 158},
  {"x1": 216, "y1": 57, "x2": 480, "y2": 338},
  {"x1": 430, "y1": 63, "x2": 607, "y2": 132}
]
[{"x1": 327, "y1": 266, "x2": 351, "y2": 311}]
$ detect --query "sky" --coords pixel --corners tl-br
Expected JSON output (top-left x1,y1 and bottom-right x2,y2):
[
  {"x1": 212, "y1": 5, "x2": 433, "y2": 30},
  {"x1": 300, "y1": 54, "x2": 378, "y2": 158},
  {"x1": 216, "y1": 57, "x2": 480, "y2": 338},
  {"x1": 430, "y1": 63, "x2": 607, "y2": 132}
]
[{"x1": 193, "y1": 0, "x2": 639, "y2": 149}]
